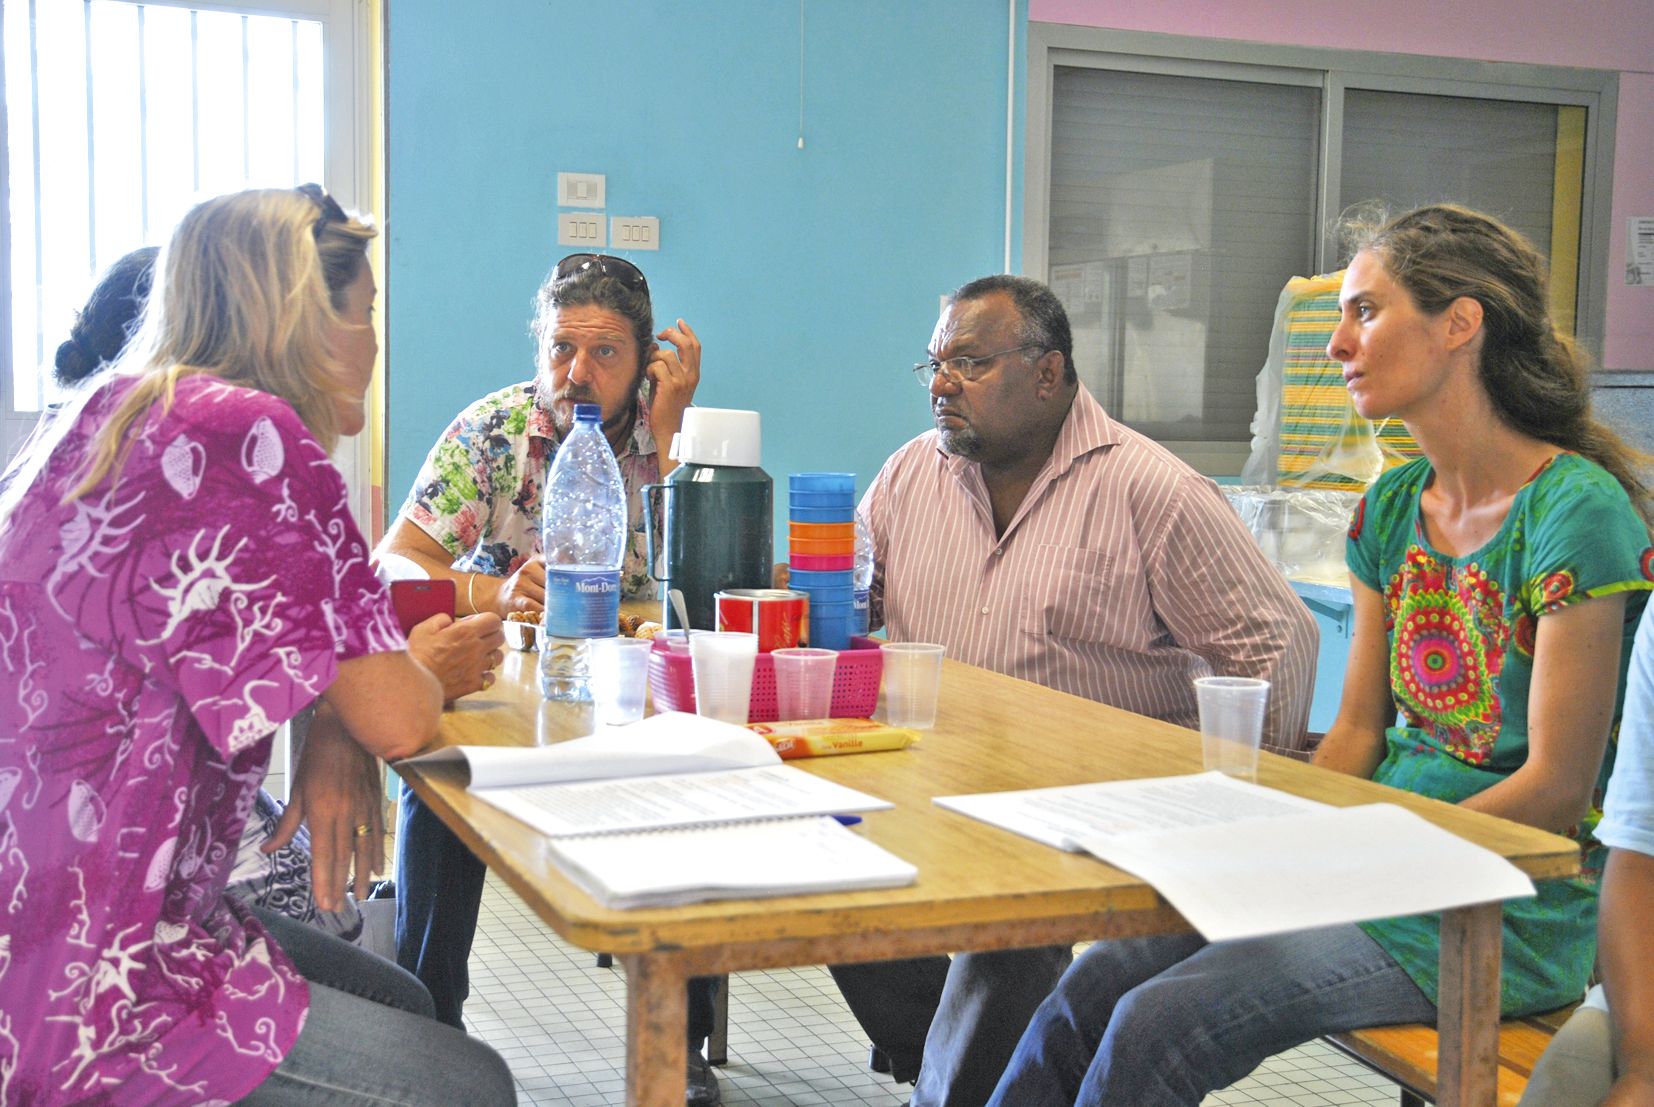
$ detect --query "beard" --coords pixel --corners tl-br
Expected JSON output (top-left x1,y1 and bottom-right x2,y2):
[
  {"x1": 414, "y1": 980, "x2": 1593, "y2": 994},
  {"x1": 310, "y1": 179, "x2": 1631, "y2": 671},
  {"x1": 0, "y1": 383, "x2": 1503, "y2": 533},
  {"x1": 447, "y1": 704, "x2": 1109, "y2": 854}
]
[
  {"x1": 549, "y1": 384, "x2": 639, "y2": 441},
  {"x1": 934, "y1": 406, "x2": 982, "y2": 460},
  {"x1": 549, "y1": 383, "x2": 601, "y2": 436}
]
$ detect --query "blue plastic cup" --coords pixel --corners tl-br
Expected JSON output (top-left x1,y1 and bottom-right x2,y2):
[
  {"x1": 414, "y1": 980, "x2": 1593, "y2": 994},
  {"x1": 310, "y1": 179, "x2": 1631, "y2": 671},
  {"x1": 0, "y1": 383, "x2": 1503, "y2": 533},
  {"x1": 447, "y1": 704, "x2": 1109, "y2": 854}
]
[
  {"x1": 788, "y1": 568, "x2": 855, "y2": 590},
  {"x1": 789, "y1": 472, "x2": 856, "y2": 493},
  {"x1": 788, "y1": 505, "x2": 856, "y2": 523},
  {"x1": 808, "y1": 611, "x2": 854, "y2": 650},
  {"x1": 789, "y1": 490, "x2": 857, "y2": 508},
  {"x1": 795, "y1": 585, "x2": 855, "y2": 604}
]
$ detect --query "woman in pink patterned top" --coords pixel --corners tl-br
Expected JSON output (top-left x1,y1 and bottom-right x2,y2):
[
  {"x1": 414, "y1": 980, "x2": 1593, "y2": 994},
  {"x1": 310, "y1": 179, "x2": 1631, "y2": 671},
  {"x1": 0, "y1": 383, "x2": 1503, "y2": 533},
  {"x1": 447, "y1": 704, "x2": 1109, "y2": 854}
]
[{"x1": 0, "y1": 188, "x2": 513, "y2": 1105}]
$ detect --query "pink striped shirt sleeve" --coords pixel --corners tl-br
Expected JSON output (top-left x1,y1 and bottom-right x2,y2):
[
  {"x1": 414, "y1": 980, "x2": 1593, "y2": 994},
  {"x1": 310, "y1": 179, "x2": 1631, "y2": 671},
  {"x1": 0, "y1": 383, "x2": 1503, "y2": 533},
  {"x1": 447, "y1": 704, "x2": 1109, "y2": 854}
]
[{"x1": 863, "y1": 384, "x2": 1317, "y2": 751}]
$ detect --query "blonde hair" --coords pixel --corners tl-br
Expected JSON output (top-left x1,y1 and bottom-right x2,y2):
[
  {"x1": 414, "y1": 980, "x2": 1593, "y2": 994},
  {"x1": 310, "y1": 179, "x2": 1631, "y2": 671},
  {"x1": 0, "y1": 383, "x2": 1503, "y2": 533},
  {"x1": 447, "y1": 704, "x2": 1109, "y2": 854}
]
[
  {"x1": 68, "y1": 187, "x2": 376, "y2": 500},
  {"x1": 1341, "y1": 202, "x2": 1651, "y2": 526}
]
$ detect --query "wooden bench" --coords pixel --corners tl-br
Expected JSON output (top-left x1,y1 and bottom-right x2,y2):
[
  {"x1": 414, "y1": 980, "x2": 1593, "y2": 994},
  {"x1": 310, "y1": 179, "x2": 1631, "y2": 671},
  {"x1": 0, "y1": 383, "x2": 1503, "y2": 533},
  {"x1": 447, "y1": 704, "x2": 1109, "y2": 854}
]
[{"x1": 1325, "y1": 1005, "x2": 1576, "y2": 1107}]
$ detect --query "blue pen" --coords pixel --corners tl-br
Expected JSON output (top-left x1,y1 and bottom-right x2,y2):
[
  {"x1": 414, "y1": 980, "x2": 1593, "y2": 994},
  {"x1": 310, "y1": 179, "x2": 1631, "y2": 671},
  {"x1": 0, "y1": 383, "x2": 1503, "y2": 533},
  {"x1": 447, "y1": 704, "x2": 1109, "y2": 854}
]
[{"x1": 831, "y1": 814, "x2": 863, "y2": 827}]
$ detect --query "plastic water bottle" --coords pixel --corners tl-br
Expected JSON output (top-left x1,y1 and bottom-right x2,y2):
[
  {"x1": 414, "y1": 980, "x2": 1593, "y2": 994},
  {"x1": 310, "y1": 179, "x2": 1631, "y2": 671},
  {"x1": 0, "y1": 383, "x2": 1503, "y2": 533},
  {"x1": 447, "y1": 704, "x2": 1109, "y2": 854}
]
[
  {"x1": 540, "y1": 403, "x2": 628, "y2": 701},
  {"x1": 852, "y1": 515, "x2": 873, "y2": 637}
]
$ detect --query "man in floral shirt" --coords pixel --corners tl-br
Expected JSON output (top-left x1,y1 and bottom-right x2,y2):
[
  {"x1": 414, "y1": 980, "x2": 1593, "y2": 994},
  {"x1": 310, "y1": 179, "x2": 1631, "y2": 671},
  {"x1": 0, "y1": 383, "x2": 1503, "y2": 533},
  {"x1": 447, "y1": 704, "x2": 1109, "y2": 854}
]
[
  {"x1": 376, "y1": 253, "x2": 726, "y2": 1103},
  {"x1": 380, "y1": 253, "x2": 700, "y2": 612}
]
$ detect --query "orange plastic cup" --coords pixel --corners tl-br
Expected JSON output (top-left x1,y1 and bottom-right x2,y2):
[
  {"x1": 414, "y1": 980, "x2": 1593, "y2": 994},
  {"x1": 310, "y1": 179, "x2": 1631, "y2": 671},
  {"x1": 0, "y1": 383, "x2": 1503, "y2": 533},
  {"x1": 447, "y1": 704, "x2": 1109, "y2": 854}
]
[
  {"x1": 788, "y1": 521, "x2": 856, "y2": 541},
  {"x1": 790, "y1": 536, "x2": 856, "y2": 556}
]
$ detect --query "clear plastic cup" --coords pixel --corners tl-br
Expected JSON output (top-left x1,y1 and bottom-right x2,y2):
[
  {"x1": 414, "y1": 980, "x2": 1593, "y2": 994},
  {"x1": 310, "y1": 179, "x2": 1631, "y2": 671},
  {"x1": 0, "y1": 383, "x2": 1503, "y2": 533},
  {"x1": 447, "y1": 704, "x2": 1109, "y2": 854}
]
[
  {"x1": 660, "y1": 628, "x2": 707, "y2": 655},
  {"x1": 589, "y1": 638, "x2": 653, "y2": 725},
  {"x1": 879, "y1": 642, "x2": 945, "y2": 729},
  {"x1": 1194, "y1": 676, "x2": 1271, "y2": 782},
  {"x1": 690, "y1": 631, "x2": 759, "y2": 725},
  {"x1": 772, "y1": 647, "x2": 838, "y2": 720}
]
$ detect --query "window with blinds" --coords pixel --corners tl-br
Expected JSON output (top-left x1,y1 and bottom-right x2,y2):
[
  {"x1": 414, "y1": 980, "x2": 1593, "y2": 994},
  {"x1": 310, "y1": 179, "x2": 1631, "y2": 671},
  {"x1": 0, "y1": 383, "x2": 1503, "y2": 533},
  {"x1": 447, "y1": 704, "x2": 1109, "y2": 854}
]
[
  {"x1": 2, "y1": 0, "x2": 325, "y2": 416},
  {"x1": 1049, "y1": 67, "x2": 1319, "y2": 451},
  {"x1": 1340, "y1": 89, "x2": 1586, "y2": 334},
  {"x1": 1029, "y1": 28, "x2": 1613, "y2": 476}
]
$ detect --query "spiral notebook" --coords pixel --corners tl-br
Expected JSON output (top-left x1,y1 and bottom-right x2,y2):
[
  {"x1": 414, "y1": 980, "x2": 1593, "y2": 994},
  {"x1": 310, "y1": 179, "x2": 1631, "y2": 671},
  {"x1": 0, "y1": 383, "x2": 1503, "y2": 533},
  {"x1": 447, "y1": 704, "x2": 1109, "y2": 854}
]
[{"x1": 545, "y1": 814, "x2": 918, "y2": 909}]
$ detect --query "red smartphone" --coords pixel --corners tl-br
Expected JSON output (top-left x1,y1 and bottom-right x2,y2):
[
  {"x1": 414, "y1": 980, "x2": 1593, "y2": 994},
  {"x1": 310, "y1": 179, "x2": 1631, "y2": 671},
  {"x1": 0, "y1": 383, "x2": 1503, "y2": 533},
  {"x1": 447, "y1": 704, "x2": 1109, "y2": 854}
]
[{"x1": 390, "y1": 579, "x2": 455, "y2": 634}]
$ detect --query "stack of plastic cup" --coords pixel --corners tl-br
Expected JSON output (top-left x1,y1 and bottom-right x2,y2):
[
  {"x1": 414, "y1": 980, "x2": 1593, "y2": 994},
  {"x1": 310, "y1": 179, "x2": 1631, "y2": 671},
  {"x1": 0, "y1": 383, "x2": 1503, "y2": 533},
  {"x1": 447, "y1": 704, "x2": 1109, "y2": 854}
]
[{"x1": 788, "y1": 472, "x2": 856, "y2": 650}]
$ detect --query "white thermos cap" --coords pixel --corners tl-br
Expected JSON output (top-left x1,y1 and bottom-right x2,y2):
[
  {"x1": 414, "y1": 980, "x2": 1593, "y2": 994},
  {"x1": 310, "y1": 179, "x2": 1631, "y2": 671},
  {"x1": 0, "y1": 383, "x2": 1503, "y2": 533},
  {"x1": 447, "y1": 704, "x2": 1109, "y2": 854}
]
[{"x1": 669, "y1": 407, "x2": 762, "y2": 467}]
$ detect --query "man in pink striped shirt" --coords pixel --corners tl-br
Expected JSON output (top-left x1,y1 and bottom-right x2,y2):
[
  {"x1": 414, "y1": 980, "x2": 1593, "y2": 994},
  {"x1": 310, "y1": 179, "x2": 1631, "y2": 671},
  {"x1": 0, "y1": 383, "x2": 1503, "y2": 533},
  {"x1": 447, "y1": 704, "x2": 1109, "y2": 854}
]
[{"x1": 831, "y1": 274, "x2": 1318, "y2": 1107}]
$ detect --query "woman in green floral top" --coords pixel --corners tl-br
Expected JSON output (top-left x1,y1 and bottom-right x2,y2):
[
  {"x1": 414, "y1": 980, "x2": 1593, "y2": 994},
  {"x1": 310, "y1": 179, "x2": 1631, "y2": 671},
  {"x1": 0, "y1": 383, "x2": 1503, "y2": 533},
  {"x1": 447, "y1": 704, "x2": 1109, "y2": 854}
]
[{"x1": 987, "y1": 205, "x2": 1654, "y2": 1107}]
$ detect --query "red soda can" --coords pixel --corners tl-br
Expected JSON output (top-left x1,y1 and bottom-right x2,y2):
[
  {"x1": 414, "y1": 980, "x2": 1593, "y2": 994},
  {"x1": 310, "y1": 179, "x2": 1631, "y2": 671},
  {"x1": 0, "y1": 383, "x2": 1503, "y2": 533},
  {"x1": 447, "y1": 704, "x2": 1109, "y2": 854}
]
[{"x1": 715, "y1": 588, "x2": 807, "y2": 652}]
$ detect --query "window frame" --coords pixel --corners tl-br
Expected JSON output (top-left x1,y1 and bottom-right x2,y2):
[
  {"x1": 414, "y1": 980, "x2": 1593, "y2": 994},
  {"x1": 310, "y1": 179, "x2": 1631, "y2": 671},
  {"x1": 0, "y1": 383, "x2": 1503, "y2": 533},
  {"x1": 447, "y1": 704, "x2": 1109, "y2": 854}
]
[
  {"x1": 0, "y1": 0, "x2": 376, "y2": 525},
  {"x1": 1023, "y1": 22, "x2": 1619, "y2": 472}
]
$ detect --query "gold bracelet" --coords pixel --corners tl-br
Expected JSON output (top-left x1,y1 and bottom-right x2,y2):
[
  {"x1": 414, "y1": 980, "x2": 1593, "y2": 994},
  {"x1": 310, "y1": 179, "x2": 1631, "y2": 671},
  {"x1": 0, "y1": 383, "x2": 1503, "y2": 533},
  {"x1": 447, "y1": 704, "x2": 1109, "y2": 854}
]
[{"x1": 466, "y1": 572, "x2": 478, "y2": 615}]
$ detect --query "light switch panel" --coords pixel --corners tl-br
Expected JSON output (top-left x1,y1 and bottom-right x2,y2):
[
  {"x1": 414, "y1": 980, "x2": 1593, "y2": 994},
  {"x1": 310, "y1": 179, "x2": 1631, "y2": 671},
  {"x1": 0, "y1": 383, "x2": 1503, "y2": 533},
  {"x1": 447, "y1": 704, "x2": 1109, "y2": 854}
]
[
  {"x1": 557, "y1": 211, "x2": 606, "y2": 247},
  {"x1": 609, "y1": 216, "x2": 660, "y2": 250},
  {"x1": 556, "y1": 172, "x2": 606, "y2": 209}
]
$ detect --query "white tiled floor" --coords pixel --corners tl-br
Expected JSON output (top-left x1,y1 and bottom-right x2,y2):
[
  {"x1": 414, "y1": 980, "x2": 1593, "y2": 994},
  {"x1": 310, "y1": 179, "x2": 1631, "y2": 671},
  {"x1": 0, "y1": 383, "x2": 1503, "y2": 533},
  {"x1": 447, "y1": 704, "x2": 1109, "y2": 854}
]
[{"x1": 462, "y1": 874, "x2": 1404, "y2": 1106}]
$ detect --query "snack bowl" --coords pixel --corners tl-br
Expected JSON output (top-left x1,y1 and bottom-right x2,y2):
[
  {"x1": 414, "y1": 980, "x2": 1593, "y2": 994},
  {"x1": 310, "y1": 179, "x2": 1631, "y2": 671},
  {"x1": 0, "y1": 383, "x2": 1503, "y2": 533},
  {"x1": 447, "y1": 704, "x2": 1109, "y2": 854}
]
[{"x1": 502, "y1": 618, "x2": 539, "y2": 651}]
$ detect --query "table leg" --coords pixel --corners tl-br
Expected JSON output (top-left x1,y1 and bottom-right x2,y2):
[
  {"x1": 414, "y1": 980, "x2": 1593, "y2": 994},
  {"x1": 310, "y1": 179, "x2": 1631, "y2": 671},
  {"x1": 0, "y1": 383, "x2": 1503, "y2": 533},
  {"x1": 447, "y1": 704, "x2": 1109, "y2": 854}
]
[
  {"x1": 624, "y1": 953, "x2": 688, "y2": 1107},
  {"x1": 1435, "y1": 902, "x2": 1502, "y2": 1107}
]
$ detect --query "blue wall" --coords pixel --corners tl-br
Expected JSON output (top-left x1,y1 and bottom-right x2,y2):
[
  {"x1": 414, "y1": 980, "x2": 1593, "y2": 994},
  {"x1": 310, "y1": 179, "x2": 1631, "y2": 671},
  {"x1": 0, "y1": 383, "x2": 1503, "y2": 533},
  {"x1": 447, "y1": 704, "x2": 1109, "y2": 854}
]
[{"x1": 385, "y1": 0, "x2": 1026, "y2": 535}]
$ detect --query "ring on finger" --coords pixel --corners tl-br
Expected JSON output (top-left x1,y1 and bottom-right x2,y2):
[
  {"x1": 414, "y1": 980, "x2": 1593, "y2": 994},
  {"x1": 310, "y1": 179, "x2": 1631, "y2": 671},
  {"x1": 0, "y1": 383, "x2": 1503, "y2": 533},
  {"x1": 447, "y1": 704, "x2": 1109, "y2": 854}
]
[{"x1": 353, "y1": 823, "x2": 372, "y2": 838}]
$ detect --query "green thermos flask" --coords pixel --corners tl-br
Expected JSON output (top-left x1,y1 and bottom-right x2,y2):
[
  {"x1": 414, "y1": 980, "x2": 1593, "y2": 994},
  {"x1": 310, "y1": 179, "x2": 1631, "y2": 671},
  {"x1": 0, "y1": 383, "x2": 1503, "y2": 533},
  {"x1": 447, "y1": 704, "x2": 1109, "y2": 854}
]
[{"x1": 643, "y1": 408, "x2": 773, "y2": 631}]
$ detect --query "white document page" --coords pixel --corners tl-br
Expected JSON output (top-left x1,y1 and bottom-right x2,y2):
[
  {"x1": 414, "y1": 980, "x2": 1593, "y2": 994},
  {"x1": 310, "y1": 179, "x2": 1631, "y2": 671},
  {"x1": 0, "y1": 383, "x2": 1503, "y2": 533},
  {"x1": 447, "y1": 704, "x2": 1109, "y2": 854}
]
[
  {"x1": 1075, "y1": 802, "x2": 1537, "y2": 942},
  {"x1": 546, "y1": 815, "x2": 919, "y2": 909},
  {"x1": 479, "y1": 763, "x2": 893, "y2": 838},
  {"x1": 401, "y1": 712, "x2": 780, "y2": 788},
  {"x1": 935, "y1": 771, "x2": 1329, "y2": 851}
]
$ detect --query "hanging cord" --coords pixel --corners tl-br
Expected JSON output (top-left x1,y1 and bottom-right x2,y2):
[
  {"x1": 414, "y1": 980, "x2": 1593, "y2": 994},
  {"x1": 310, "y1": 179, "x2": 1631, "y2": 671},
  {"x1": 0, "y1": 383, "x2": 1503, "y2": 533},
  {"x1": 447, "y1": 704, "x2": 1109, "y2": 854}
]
[{"x1": 797, "y1": 0, "x2": 806, "y2": 149}]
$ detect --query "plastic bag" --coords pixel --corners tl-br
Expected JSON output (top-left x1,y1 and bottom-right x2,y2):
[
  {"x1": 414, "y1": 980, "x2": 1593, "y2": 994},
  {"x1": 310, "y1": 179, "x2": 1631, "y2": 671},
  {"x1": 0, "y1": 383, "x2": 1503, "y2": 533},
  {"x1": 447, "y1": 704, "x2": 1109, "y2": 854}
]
[{"x1": 1225, "y1": 485, "x2": 1360, "y2": 583}]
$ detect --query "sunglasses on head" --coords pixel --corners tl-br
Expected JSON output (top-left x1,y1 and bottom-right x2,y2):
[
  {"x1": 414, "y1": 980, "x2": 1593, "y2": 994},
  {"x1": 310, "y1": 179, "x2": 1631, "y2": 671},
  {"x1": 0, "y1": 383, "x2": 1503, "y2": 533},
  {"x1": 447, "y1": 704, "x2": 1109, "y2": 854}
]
[
  {"x1": 553, "y1": 253, "x2": 649, "y2": 294},
  {"x1": 295, "y1": 183, "x2": 347, "y2": 238}
]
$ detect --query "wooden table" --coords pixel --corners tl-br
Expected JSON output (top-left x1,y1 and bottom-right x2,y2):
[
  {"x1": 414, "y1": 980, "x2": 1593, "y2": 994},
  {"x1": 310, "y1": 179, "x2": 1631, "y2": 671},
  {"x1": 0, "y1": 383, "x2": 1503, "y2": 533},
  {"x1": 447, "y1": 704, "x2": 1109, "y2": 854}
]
[{"x1": 395, "y1": 647, "x2": 1579, "y2": 1107}]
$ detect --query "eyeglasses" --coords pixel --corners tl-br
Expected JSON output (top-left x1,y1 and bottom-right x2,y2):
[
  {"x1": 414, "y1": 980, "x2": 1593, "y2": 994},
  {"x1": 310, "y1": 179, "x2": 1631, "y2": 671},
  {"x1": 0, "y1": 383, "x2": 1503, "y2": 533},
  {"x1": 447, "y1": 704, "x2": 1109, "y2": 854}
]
[
  {"x1": 912, "y1": 343, "x2": 1044, "y2": 388},
  {"x1": 553, "y1": 253, "x2": 649, "y2": 294},
  {"x1": 295, "y1": 183, "x2": 346, "y2": 238}
]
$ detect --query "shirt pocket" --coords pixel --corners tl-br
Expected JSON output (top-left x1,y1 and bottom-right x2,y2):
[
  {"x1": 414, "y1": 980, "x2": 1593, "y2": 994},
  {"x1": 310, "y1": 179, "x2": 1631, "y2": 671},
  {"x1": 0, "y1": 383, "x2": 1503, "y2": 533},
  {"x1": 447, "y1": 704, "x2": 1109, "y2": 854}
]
[{"x1": 1019, "y1": 545, "x2": 1118, "y2": 643}]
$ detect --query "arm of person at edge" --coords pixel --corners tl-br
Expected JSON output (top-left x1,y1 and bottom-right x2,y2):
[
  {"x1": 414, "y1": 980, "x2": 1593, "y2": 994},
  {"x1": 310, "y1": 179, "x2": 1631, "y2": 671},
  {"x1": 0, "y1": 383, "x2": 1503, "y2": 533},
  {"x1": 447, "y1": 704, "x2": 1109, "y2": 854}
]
[
  {"x1": 1601, "y1": 846, "x2": 1654, "y2": 1106},
  {"x1": 1314, "y1": 577, "x2": 1626, "y2": 834},
  {"x1": 266, "y1": 650, "x2": 444, "y2": 911}
]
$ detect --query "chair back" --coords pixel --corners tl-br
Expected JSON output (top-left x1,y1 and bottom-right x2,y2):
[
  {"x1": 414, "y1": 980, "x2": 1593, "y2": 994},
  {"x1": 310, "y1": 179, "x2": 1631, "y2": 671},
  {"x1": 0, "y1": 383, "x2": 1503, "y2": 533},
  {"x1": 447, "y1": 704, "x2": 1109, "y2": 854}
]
[{"x1": 1245, "y1": 271, "x2": 1421, "y2": 491}]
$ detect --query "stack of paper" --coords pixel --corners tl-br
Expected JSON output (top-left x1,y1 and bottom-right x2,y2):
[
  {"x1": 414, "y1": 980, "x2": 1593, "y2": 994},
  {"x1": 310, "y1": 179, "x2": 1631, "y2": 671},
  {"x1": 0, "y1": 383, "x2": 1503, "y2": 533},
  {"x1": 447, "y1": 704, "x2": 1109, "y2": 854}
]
[
  {"x1": 546, "y1": 816, "x2": 918, "y2": 909},
  {"x1": 936, "y1": 772, "x2": 1536, "y2": 942},
  {"x1": 404, "y1": 712, "x2": 917, "y2": 908}
]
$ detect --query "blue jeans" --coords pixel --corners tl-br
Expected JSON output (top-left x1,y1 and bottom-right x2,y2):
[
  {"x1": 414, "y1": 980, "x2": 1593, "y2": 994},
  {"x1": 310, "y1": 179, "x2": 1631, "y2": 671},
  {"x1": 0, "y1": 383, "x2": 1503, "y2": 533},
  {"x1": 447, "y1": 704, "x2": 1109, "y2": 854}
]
[
  {"x1": 986, "y1": 925, "x2": 1436, "y2": 1107},
  {"x1": 395, "y1": 779, "x2": 719, "y2": 1043},
  {"x1": 830, "y1": 945, "x2": 1072, "y2": 1104},
  {"x1": 239, "y1": 906, "x2": 515, "y2": 1105},
  {"x1": 396, "y1": 779, "x2": 488, "y2": 1028}
]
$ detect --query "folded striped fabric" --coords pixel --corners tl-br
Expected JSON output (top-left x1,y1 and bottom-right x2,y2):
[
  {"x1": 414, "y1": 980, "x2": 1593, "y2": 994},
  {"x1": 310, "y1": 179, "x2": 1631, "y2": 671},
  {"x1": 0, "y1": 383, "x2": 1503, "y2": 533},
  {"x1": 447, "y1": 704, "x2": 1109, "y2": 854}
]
[{"x1": 1270, "y1": 271, "x2": 1420, "y2": 491}]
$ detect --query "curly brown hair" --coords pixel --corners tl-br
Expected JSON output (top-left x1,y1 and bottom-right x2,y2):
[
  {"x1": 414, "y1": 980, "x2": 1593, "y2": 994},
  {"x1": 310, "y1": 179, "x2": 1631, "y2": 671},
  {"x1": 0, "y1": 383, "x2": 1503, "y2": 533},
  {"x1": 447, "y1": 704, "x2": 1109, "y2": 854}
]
[{"x1": 1341, "y1": 202, "x2": 1650, "y2": 526}]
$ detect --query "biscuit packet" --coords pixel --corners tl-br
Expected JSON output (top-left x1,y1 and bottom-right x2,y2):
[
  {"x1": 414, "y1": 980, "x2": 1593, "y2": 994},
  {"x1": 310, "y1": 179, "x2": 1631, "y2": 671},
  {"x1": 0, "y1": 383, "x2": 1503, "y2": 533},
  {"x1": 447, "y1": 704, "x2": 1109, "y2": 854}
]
[{"x1": 744, "y1": 718, "x2": 919, "y2": 760}]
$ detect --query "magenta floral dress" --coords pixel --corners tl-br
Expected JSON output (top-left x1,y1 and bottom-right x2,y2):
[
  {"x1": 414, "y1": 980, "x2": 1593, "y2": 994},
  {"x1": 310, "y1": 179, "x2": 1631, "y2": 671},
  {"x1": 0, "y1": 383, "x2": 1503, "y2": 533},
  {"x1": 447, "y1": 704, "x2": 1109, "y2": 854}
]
[{"x1": 0, "y1": 375, "x2": 404, "y2": 1105}]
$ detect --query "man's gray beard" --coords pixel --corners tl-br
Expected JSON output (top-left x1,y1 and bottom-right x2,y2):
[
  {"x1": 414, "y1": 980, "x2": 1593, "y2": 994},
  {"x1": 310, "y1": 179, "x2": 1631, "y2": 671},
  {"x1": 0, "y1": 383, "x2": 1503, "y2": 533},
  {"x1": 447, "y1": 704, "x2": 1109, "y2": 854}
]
[{"x1": 937, "y1": 425, "x2": 982, "y2": 460}]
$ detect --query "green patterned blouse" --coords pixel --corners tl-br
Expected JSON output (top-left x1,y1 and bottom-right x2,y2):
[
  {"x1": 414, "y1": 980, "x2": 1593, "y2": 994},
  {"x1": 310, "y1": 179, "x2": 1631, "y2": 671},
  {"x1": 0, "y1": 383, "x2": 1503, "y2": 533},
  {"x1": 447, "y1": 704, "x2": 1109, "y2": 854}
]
[{"x1": 1347, "y1": 452, "x2": 1653, "y2": 1014}]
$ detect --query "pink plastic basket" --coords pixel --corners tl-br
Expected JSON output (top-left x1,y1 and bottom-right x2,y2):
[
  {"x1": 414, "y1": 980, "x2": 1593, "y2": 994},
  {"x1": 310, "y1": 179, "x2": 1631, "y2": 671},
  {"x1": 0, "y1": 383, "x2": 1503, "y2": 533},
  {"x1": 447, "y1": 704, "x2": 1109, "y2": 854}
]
[{"x1": 649, "y1": 636, "x2": 884, "y2": 722}]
